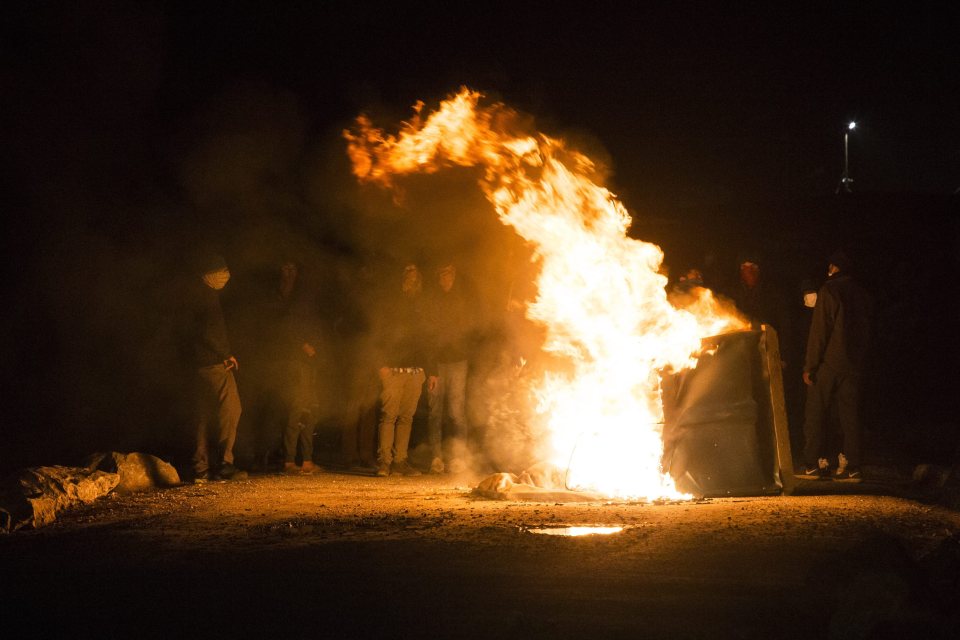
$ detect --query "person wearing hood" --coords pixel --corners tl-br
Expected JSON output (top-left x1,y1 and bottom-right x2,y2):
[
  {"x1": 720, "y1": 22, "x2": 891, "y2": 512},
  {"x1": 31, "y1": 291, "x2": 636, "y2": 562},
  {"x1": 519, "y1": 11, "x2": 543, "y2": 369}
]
[
  {"x1": 183, "y1": 253, "x2": 245, "y2": 482},
  {"x1": 799, "y1": 250, "x2": 875, "y2": 481}
]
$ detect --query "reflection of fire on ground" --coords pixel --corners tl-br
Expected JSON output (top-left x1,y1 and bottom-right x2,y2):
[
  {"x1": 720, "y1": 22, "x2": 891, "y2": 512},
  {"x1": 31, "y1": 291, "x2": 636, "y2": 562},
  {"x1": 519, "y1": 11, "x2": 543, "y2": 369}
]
[{"x1": 346, "y1": 88, "x2": 747, "y2": 501}]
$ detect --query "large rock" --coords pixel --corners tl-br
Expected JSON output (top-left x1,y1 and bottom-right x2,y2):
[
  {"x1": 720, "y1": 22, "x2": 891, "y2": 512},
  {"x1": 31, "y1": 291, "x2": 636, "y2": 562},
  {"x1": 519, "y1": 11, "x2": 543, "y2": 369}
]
[
  {"x1": 83, "y1": 452, "x2": 180, "y2": 493},
  {"x1": 0, "y1": 465, "x2": 120, "y2": 533},
  {"x1": 0, "y1": 452, "x2": 181, "y2": 533}
]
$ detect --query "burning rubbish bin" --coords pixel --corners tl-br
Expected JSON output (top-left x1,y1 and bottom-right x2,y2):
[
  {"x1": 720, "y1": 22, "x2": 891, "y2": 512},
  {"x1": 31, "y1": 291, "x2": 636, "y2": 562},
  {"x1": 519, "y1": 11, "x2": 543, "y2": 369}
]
[{"x1": 661, "y1": 327, "x2": 795, "y2": 497}]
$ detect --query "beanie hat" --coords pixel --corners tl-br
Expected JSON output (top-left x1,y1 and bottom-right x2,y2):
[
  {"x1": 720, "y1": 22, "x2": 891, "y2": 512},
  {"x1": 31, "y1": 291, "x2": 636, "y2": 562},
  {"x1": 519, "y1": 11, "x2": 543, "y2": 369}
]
[
  {"x1": 828, "y1": 250, "x2": 851, "y2": 273},
  {"x1": 198, "y1": 253, "x2": 228, "y2": 275}
]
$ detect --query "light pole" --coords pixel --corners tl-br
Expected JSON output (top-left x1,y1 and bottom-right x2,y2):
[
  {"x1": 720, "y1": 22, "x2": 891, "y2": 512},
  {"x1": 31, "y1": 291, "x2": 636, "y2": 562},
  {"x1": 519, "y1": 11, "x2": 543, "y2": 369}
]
[{"x1": 838, "y1": 121, "x2": 856, "y2": 193}]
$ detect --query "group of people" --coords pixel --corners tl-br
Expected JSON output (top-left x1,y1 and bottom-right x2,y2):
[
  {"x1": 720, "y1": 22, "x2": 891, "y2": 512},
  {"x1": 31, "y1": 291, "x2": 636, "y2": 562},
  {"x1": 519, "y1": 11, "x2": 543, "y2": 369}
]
[
  {"x1": 184, "y1": 245, "x2": 874, "y2": 485},
  {"x1": 182, "y1": 253, "x2": 479, "y2": 482}
]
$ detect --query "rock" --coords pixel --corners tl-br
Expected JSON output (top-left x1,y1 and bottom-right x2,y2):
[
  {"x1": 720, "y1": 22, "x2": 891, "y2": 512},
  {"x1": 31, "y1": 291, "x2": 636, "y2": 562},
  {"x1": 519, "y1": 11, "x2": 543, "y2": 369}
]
[
  {"x1": 473, "y1": 469, "x2": 606, "y2": 502},
  {"x1": 1, "y1": 465, "x2": 120, "y2": 533},
  {"x1": 516, "y1": 461, "x2": 566, "y2": 489},
  {"x1": 912, "y1": 463, "x2": 951, "y2": 489},
  {"x1": 83, "y1": 452, "x2": 180, "y2": 493},
  {"x1": 474, "y1": 473, "x2": 519, "y2": 499}
]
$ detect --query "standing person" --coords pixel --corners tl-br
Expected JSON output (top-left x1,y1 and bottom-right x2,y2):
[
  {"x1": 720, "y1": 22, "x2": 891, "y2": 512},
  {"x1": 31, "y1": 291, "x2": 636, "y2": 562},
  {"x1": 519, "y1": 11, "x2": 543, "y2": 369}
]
[
  {"x1": 273, "y1": 261, "x2": 322, "y2": 475},
  {"x1": 373, "y1": 262, "x2": 437, "y2": 477},
  {"x1": 184, "y1": 253, "x2": 245, "y2": 482},
  {"x1": 337, "y1": 260, "x2": 380, "y2": 470},
  {"x1": 427, "y1": 262, "x2": 475, "y2": 474},
  {"x1": 799, "y1": 251, "x2": 874, "y2": 481},
  {"x1": 732, "y1": 256, "x2": 789, "y2": 334},
  {"x1": 732, "y1": 254, "x2": 791, "y2": 368}
]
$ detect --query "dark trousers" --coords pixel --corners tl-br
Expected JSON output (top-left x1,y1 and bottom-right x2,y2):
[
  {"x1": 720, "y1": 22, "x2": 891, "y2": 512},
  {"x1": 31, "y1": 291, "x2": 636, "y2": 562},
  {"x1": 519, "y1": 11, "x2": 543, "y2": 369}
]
[
  {"x1": 193, "y1": 364, "x2": 242, "y2": 474},
  {"x1": 802, "y1": 363, "x2": 862, "y2": 467},
  {"x1": 342, "y1": 369, "x2": 379, "y2": 466},
  {"x1": 283, "y1": 360, "x2": 318, "y2": 464}
]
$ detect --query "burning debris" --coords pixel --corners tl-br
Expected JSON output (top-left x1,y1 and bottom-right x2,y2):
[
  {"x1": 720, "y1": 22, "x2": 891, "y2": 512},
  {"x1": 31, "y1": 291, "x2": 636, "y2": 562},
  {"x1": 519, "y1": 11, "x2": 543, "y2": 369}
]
[{"x1": 345, "y1": 88, "x2": 747, "y2": 501}]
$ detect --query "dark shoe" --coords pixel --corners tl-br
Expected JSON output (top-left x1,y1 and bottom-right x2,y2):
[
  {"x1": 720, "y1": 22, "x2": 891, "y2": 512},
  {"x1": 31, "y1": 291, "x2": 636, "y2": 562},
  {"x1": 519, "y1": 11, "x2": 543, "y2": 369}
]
[
  {"x1": 193, "y1": 470, "x2": 210, "y2": 484},
  {"x1": 376, "y1": 462, "x2": 390, "y2": 477},
  {"x1": 832, "y1": 453, "x2": 861, "y2": 482},
  {"x1": 216, "y1": 464, "x2": 248, "y2": 481},
  {"x1": 834, "y1": 469, "x2": 862, "y2": 482},
  {"x1": 795, "y1": 458, "x2": 830, "y2": 480},
  {"x1": 391, "y1": 459, "x2": 422, "y2": 477}
]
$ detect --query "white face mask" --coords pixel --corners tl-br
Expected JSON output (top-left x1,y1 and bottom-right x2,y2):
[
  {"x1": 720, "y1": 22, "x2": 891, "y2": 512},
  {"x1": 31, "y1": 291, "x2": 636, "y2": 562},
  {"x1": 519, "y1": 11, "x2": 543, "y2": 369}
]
[
  {"x1": 203, "y1": 268, "x2": 231, "y2": 290},
  {"x1": 803, "y1": 292, "x2": 817, "y2": 308}
]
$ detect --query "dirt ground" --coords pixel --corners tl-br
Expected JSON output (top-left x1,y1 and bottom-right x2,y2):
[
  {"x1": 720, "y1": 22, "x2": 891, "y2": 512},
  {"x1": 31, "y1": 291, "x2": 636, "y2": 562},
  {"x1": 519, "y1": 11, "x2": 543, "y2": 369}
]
[{"x1": 3, "y1": 470, "x2": 960, "y2": 639}]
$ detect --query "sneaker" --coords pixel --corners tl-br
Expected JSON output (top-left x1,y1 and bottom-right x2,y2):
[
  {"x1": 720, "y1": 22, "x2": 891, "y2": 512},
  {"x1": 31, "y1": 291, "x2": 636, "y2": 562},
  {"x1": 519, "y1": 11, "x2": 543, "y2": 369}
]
[
  {"x1": 430, "y1": 457, "x2": 445, "y2": 474},
  {"x1": 300, "y1": 461, "x2": 320, "y2": 475},
  {"x1": 834, "y1": 455, "x2": 862, "y2": 482},
  {"x1": 376, "y1": 462, "x2": 390, "y2": 477},
  {"x1": 283, "y1": 462, "x2": 301, "y2": 476},
  {"x1": 834, "y1": 468, "x2": 862, "y2": 482},
  {"x1": 391, "y1": 459, "x2": 422, "y2": 477},
  {"x1": 795, "y1": 458, "x2": 830, "y2": 480},
  {"x1": 216, "y1": 464, "x2": 248, "y2": 481},
  {"x1": 193, "y1": 470, "x2": 210, "y2": 484}
]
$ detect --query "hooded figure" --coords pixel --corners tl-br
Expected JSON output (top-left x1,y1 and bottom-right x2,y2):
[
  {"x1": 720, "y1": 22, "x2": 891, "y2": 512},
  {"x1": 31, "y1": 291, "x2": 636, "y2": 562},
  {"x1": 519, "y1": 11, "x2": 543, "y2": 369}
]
[
  {"x1": 799, "y1": 250, "x2": 875, "y2": 481},
  {"x1": 183, "y1": 252, "x2": 244, "y2": 482}
]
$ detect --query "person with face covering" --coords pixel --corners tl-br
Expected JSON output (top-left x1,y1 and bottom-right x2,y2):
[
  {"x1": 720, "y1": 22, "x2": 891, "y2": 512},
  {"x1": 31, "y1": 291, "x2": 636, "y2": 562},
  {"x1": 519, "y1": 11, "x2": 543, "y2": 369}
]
[
  {"x1": 731, "y1": 254, "x2": 791, "y2": 370},
  {"x1": 799, "y1": 251, "x2": 875, "y2": 481},
  {"x1": 372, "y1": 263, "x2": 438, "y2": 477},
  {"x1": 184, "y1": 253, "x2": 245, "y2": 482}
]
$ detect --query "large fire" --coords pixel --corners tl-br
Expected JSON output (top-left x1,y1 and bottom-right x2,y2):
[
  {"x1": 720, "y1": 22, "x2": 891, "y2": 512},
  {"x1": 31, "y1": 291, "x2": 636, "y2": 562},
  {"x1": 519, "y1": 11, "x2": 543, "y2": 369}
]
[{"x1": 345, "y1": 88, "x2": 746, "y2": 499}]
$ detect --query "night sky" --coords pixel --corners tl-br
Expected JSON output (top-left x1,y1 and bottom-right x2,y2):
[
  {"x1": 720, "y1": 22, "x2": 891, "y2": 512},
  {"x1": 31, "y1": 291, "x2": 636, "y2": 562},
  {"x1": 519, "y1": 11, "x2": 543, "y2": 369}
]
[{"x1": 3, "y1": 1, "x2": 958, "y2": 470}]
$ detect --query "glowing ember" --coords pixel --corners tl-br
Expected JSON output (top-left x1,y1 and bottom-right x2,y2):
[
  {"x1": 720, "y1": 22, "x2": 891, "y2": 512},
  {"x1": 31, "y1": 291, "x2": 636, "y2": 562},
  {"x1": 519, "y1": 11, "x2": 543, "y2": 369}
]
[{"x1": 345, "y1": 88, "x2": 746, "y2": 500}]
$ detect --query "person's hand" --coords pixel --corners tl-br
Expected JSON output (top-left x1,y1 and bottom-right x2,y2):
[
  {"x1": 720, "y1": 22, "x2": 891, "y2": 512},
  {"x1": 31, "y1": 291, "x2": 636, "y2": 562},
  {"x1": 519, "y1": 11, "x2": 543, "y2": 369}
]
[
  {"x1": 378, "y1": 366, "x2": 392, "y2": 381},
  {"x1": 225, "y1": 356, "x2": 239, "y2": 371},
  {"x1": 428, "y1": 375, "x2": 439, "y2": 392},
  {"x1": 302, "y1": 342, "x2": 316, "y2": 358},
  {"x1": 802, "y1": 371, "x2": 814, "y2": 387}
]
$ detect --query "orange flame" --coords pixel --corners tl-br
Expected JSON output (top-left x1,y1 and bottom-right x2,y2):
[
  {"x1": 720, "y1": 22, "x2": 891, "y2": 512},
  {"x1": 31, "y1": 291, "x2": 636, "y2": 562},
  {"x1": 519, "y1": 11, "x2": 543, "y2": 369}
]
[{"x1": 345, "y1": 88, "x2": 746, "y2": 499}]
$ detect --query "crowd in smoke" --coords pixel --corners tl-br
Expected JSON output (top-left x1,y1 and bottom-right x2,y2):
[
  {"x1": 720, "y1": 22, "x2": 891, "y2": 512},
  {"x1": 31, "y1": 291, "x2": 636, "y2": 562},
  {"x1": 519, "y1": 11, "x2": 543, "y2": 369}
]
[{"x1": 3, "y1": 69, "x2": 957, "y2": 480}]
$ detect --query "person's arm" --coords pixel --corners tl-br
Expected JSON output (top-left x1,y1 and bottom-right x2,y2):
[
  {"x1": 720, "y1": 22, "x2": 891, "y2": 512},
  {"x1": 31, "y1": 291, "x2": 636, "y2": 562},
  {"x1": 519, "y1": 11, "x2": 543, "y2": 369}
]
[{"x1": 803, "y1": 286, "x2": 834, "y2": 383}]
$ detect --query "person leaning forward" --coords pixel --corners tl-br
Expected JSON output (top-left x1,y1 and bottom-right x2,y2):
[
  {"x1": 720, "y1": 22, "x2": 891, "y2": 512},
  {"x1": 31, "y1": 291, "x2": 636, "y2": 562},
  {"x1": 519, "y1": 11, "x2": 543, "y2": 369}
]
[{"x1": 372, "y1": 263, "x2": 438, "y2": 477}]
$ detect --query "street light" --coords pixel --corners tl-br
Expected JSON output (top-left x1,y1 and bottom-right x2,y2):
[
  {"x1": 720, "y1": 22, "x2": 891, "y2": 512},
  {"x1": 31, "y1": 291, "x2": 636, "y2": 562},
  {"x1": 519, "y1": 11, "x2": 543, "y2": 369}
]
[{"x1": 838, "y1": 121, "x2": 857, "y2": 193}]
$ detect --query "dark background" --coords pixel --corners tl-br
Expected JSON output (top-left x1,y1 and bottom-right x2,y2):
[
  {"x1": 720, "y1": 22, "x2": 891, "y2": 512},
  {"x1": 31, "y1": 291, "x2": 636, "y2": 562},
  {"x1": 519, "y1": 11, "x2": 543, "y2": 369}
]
[{"x1": 2, "y1": 1, "x2": 958, "y2": 473}]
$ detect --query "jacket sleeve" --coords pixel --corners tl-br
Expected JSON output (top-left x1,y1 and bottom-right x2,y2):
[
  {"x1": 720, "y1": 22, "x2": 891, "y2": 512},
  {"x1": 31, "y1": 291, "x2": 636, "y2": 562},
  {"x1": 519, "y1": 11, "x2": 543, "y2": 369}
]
[{"x1": 803, "y1": 285, "x2": 834, "y2": 373}]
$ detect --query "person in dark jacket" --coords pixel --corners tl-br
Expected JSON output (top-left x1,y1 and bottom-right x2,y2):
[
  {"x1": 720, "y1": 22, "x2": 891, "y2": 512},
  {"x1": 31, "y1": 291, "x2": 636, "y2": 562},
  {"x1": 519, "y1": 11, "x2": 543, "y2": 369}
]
[
  {"x1": 799, "y1": 251, "x2": 875, "y2": 481},
  {"x1": 731, "y1": 255, "x2": 791, "y2": 368},
  {"x1": 426, "y1": 262, "x2": 476, "y2": 474},
  {"x1": 184, "y1": 254, "x2": 245, "y2": 482},
  {"x1": 272, "y1": 261, "x2": 322, "y2": 475},
  {"x1": 733, "y1": 257, "x2": 790, "y2": 328},
  {"x1": 373, "y1": 263, "x2": 438, "y2": 477}
]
